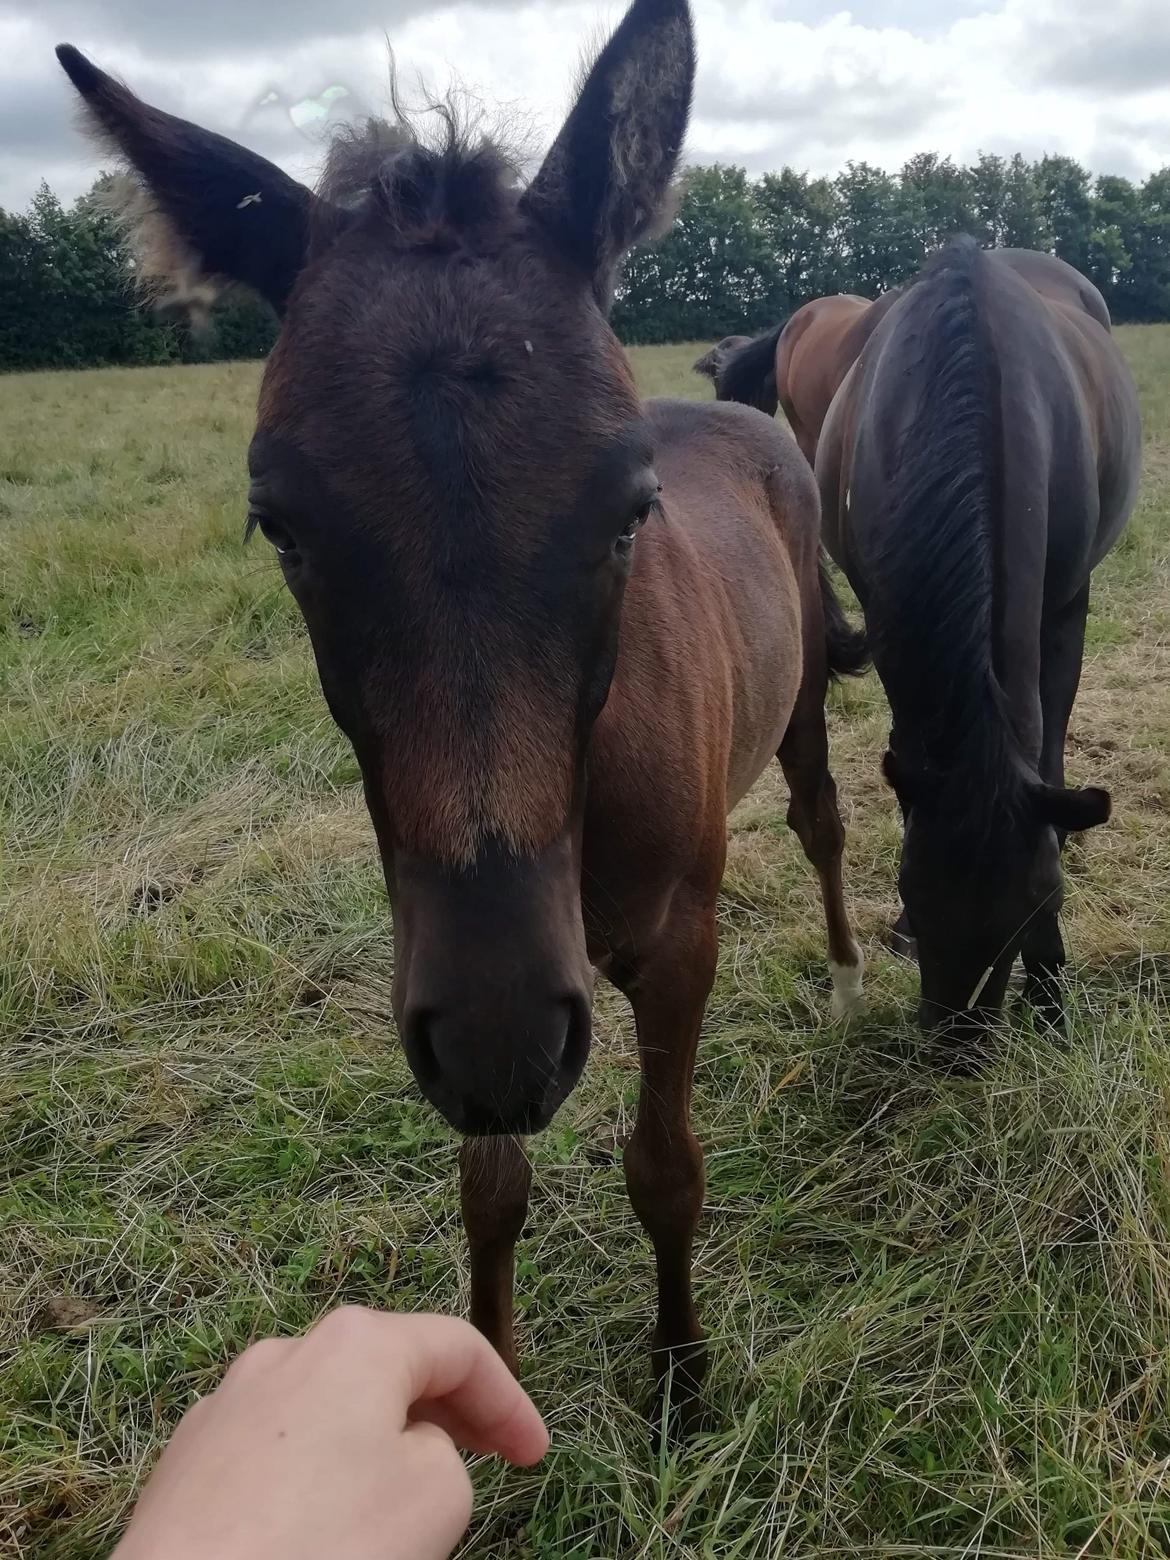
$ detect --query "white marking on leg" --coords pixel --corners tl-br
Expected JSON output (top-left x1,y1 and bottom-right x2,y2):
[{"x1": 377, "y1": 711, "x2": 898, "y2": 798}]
[{"x1": 830, "y1": 941, "x2": 865, "y2": 1020}]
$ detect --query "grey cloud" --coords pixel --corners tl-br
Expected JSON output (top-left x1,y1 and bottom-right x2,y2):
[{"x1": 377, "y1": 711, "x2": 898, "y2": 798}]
[
  {"x1": 1023, "y1": 2, "x2": 1170, "y2": 94},
  {"x1": 693, "y1": 67, "x2": 950, "y2": 149},
  {"x1": 0, "y1": 0, "x2": 573, "y2": 56},
  {"x1": 1, "y1": 33, "x2": 380, "y2": 209}
]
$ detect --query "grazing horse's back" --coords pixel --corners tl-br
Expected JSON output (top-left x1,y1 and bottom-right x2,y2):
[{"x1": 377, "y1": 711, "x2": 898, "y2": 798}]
[{"x1": 819, "y1": 237, "x2": 1140, "y2": 1039}]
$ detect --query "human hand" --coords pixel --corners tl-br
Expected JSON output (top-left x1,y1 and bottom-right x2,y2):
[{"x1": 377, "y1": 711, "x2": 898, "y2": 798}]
[{"x1": 112, "y1": 1308, "x2": 548, "y2": 1560}]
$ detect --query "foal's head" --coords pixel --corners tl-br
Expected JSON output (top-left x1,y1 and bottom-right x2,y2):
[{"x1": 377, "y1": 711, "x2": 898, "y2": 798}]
[{"x1": 60, "y1": 0, "x2": 694, "y2": 1134}]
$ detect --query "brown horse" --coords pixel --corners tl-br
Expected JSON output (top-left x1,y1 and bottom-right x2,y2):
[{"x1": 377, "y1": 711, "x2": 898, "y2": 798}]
[
  {"x1": 718, "y1": 252, "x2": 1114, "y2": 471},
  {"x1": 715, "y1": 294, "x2": 874, "y2": 465},
  {"x1": 58, "y1": 0, "x2": 865, "y2": 1423},
  {"x1": 817, "y1": 237, "x2": 1141, "y2": 1046}
]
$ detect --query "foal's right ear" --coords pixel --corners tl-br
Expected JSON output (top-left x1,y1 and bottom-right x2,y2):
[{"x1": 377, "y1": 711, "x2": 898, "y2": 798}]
[
  {"x1": 521, "y1": 0, "x2": 694, "y2": 306},
  {"x1": 56, "y1": 44, "x2": 314, "y2": 314}
]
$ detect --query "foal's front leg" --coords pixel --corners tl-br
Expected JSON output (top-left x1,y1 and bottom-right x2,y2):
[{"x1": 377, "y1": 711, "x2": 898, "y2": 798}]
[
  {"x1": 458, "y1": 1135, "x2": 531, "y2": 1375},
  {"x1": 620, "y1": 888, "x2": 719, "y2": 1433}
]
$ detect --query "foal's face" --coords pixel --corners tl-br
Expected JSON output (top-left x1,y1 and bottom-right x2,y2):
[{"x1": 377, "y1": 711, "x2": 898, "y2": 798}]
[
  {"x1": 55, "y1": 0, "x2": 695, "y2": 1137},
  {"x1": 250, "y1": 239, "x2": 656, "y2": 1132}
]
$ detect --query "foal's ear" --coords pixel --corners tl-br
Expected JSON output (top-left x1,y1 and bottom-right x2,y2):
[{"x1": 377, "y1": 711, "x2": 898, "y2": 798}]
[
  {"x1": 1034, "y1": 784, "x2": 1112, "y2": 833},
  {"x1": 521, "y1": 0, "x2": 694, "y2": 305},
  {"x1": 56, "y1": 44, "x2": 314, "y2": 314}
]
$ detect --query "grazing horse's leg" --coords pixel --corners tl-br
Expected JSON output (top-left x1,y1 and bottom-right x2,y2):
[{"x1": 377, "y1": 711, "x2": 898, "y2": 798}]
[
  {"x1": 620, "y1": 880, "x2": 720, "y2": 1432},
  {"x1": 1022, "y1": 582, "x2": 1092, "y2": 1025},
  {"x1": 458, "y1": 1135, "x2": 531, "y2": 1375},
  {"x1": 778, "y1": 682, "x2": 864, "y2": 1020}
]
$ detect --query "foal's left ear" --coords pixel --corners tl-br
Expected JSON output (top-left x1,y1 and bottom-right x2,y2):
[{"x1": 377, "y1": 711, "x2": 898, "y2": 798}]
[
  {"x1": 521, "y1": 0, "x2": 694, "y2": 306},
  {"x1": 1034, "y1": 784, "x2": 1112, "y2": 832}
]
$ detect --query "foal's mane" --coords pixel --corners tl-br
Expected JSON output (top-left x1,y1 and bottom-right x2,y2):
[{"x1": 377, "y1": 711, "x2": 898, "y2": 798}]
[
  {"x1": 309, "y1": 85, "x2": 524, "y2": 260},
  {"x1": 872, "y1": 236, "x2": 1021, "y2": 835}
]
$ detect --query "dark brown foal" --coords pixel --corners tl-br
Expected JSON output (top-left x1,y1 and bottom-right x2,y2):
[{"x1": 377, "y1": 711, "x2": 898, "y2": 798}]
[{"x1": 58, "y1": 0, "x2": 864, "y2": 1425}]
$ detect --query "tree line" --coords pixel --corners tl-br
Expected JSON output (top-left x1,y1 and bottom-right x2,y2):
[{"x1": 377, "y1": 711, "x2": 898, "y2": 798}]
[{"x1": 2, "y1": 150, "x2": 1169, "y2": 370}]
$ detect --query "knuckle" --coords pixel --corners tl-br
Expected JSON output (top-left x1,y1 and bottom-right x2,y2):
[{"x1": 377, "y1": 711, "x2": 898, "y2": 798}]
[
  {"x1": 315, "y1": 1304, "x2": 375, "y2": 1349},
  {"x1": 225, "y1": 1337, "x2": 285, "y2": 1382}
]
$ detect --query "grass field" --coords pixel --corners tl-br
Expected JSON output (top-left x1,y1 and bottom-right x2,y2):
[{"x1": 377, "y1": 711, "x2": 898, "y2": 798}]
[{"x1": 3, "y1": 330, "x2": 1170, "y2": 1558}]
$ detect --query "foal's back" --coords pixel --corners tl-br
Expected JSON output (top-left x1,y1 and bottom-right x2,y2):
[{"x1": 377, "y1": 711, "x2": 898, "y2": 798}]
[{"x1": 584, "y1": 397, "x2": 817, "y2": 918}]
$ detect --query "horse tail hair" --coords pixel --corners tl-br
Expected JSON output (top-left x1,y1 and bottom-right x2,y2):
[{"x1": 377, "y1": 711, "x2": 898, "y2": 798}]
[
  {"x1": 819, "y1": 552, "x2": 869, "y2": 680},
  {"x1": 714, "y1": 321, "x2": 783, "y2": 415}
]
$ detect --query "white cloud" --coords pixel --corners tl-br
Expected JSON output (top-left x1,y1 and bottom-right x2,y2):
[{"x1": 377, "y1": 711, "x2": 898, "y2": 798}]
[{"x1": 3, "y1": 0, "x2": 1169, "y2": 211}]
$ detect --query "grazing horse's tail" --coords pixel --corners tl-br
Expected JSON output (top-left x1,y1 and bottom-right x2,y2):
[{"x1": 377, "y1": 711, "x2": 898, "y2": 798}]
[
  {"x1": 819, "y1": 554, "x2": 869, "y2": 680},
  {"x1": 715, "y1": 322, "x2": 784, "y2": 416}
]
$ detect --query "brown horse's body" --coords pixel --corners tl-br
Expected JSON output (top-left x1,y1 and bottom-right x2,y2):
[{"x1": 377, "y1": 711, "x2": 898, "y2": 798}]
[
  {"x1": 59, "y1": 0, "x2": 864, "y2": 1427},
  {"x1": 718, "y1": 250, "x2": 1113, "y2": 471},
  {"x1": 775, "y1": 294, "x2": 876, "y2": 465}
]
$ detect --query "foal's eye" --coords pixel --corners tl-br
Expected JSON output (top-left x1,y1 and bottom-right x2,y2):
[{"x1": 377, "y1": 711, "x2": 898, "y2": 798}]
[{"x1": 615, "y1": 486, "x2": 662, "y2": 553}]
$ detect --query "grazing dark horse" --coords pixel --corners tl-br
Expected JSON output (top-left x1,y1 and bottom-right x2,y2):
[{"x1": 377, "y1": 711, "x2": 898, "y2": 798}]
[
  {"x1": 718, "y1": 253, "x2": 1114, "y2": 472},
  {"x1": 817, "y1": 237, "x2": 1141, "y2": 1044},
  {"x1": 692, "y1": 334, "x2": 751, "y2": 383},
  {"x1": 58, "y1": 0, "x2": 866, "y2": 1423}
]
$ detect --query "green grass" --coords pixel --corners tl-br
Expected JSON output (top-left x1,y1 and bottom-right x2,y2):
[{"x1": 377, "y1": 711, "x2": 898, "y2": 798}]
[{"x1": 3, "y1": 331, "x2": 1170, "y2": 1558}]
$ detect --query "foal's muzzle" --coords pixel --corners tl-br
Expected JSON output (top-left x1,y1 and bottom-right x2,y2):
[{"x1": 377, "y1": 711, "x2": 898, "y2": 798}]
[
  {"x1": 390, "y1": 833, "x2": 593, "y2": 1137},
  {"x1": 404, "y1": 989, "x2": 592, "y2": 1135}
]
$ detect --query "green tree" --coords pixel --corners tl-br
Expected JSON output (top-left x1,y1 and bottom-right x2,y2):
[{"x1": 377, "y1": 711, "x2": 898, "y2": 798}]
[
  {"x1": 613, "y1": 165, "x2": 776, "y2": 342},
  {"x1": 900, "y1": 153, "x2": 974, "y2": 251},
  {"x1": 753, "y1": 168, "x2": 844, "y2": 314},
  {"x1": 1035, "y1": 154, "x2": 1093, "y2": 272},
  {"x1": 834, "y1": 162, "x2": 918, "y2": 295}
]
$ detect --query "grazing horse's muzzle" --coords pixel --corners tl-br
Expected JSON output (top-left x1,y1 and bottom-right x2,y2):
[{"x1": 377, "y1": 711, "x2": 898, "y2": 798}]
[
  {"x1": 917, "y1": 950, "x2": 1015, "y2": 1063},
  {"x1": 391, "y1": 833, "x2": 593, "y2": 1137}
]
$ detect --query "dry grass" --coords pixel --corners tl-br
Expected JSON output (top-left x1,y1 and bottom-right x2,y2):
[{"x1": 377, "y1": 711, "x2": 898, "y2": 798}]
[{"x1": 2, "y1": 330, "x2": 1170, "y2": 1557}]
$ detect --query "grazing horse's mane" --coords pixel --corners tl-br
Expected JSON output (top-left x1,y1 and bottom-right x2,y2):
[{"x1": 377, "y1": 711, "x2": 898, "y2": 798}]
[{"x1": 873, "y1": 236, "x2": 1020, "y2": 834}]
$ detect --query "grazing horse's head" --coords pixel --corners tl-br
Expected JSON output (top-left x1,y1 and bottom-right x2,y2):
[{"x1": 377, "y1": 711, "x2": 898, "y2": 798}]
[
  {"x1": 59, "y1": 0, "x2": 694, "y2": 1135},
  {"x1": 883, "y1": 748, "x2": 1111, "y2": 1038}
]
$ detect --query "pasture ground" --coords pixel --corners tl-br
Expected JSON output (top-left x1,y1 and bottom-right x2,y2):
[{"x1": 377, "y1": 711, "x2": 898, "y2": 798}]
[{"x1": 2, "y1": 332, "x2": 1170, "y2": 1558}]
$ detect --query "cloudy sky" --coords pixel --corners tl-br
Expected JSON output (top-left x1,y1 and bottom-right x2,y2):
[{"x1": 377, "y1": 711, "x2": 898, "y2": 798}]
[{"x1": 2, "y1": 0, "x2": 1169, "y2": 212}]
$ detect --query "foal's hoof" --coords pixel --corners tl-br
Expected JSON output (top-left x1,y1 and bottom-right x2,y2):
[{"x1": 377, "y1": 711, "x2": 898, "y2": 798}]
[
  {"x1": 647, "y1": 1384, "x2": 708, "y2": 1450},
  {"x1": 829, "y1": 944, "x2": 866, "y2": 1021},
  {"x1": 647, "y1": 1343, "x2": 708, "y2": 1449}
]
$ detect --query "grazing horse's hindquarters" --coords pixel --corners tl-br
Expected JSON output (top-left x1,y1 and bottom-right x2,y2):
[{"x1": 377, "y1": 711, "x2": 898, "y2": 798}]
[
  {"x1": 58, "y1": 0, "x2": 864, "y2": 1424},
  {"x1": 817, "y1": 238, "x2": 1141, "y2": 1045}
]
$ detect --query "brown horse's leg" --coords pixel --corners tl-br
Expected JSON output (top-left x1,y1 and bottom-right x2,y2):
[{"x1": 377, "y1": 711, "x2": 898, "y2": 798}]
[
  {"x1": 620, "y1": 887, "x2": 718, "y2": 1433},
  {"x1": 458, "y1": 1135, "x2": 531, "y2": 1375},
  {"x1": 778, "y1": 695, "x2": 864, "y2": 1019}
]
